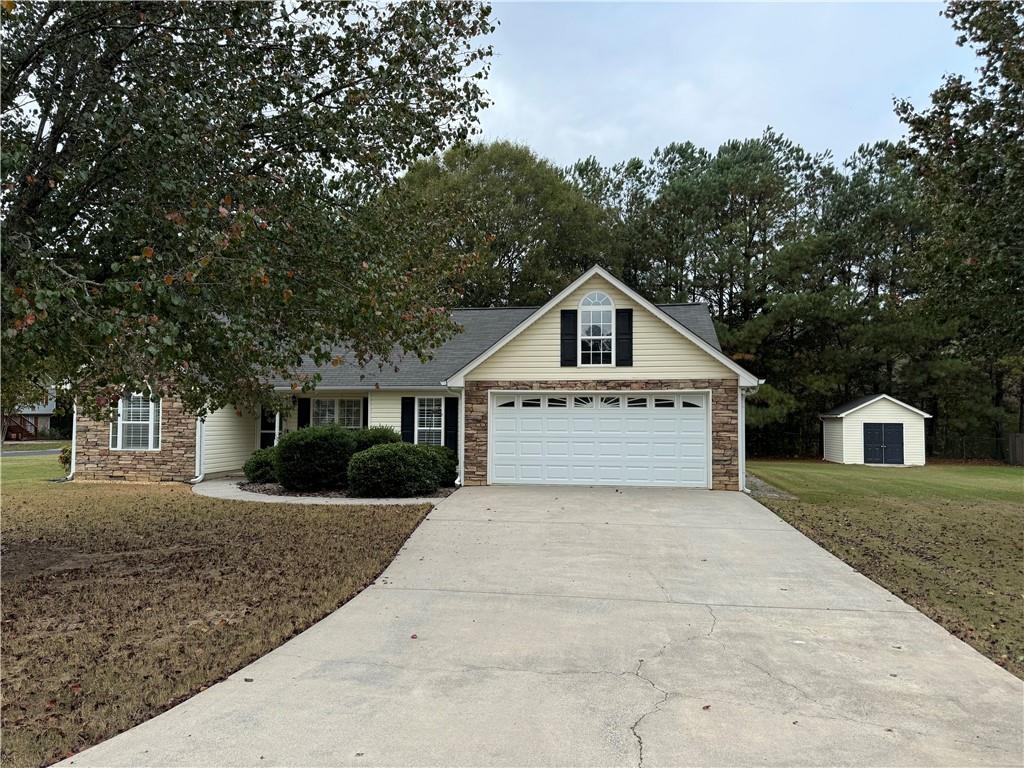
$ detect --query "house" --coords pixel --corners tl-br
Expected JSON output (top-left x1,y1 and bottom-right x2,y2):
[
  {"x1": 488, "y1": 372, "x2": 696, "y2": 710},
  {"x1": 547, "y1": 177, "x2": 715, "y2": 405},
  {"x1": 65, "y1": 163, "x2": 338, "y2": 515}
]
[
  {"x1": 4, "y1": 387, "x2": 57, "y2": 440},
  {"x1": 69, "y1": 266, "x2": 762, "y2": 489},
  {"x1": 820, "y1": 394, "x2": 931, "y2": 466}
]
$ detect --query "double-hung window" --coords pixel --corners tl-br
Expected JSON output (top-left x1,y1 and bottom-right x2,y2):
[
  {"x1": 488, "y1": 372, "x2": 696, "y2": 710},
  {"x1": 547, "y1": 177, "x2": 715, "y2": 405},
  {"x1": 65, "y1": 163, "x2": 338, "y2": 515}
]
[
  {"x1": 579, "y1": 291, "x2": 614, "y2": 365},
  {"x1": 415, "y1": 397, "x2": 443, "y2": 445},
  {"x1": 312, "y1": 398, "x2": 363, "y2": 428},
  {"x1": 110, "y1": 394, "x2": 161, "y2": 450}
]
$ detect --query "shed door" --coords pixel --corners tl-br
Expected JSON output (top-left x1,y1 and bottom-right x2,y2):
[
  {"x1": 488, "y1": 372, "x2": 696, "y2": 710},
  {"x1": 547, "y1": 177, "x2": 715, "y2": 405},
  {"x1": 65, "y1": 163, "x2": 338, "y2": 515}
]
[
  {"x1": 864, "y1": 423, "x2": 904, "y2": 465},
  {"x1": 863, "y1": 423, "x2": 884, "y2": 464},
  {"x1": 490, "y1": 392, "x2": 709, "y2": 487},
  {"x1": 883, "y1": 423, "x2": 904, "y2": 465}
]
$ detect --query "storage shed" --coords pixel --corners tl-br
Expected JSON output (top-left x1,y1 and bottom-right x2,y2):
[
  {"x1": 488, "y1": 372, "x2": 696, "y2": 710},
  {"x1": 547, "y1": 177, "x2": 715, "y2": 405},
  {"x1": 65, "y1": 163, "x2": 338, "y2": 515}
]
[{"x1": 821, "y1": 394, "x2": 931, "y2": 466}]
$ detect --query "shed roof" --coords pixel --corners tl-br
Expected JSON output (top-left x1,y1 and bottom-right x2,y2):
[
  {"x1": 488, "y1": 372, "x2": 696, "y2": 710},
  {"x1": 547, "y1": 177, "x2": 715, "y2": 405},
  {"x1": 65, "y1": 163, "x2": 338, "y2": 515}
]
[
  {"x1": 273, "y1": 302, "x2": 722, "y2": 390},
  {"x1": 821, "y1": 394, "x2": 932, "y2": 419}
]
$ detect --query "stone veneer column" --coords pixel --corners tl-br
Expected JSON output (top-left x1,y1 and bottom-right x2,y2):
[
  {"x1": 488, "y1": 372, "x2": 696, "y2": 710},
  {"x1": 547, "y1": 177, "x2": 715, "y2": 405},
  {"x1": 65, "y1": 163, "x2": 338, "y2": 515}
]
[
  {"x1": 75, "y1": 397, "x2": 197, "y2": 482},
  {"x1": 463, "y1": 379, "x2": 740, "y2": 491}
]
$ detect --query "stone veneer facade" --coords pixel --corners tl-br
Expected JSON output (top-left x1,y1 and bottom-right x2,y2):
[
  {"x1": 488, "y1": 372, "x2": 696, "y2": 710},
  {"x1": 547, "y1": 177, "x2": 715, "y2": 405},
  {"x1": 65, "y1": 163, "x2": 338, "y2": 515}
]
[
  {"x1": 74, "y1": 397, "x2": 197, "y2": 482},
  {"x1": 463, "y1": 379, "x2": 740, "y2": 491}
]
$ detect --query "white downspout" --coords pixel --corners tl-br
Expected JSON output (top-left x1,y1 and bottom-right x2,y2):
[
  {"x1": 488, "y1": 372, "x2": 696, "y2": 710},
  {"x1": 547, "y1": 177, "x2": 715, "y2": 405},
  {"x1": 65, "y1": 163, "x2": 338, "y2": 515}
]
[
  {"x1": 66, "y1": 401, "x2": 78, "y2": 480},
  {"x1": 447, "y1": 386, "x2": 465, "y2": 486},
  {"x1": 188, "y1": 417, "x2": 205, "y2": 484}
]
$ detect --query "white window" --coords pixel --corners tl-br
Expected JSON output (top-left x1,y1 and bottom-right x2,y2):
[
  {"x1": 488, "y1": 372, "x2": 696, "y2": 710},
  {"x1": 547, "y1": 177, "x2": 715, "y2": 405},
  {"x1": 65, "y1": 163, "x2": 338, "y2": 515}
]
[
  {"x1": 579, "y1": 291, "x2": 614, "y2": 366},
  {"x1": 416, "y1": 397, "x2": 443, "y2": 445},
  {"x1": 627, "y1": 396, "x2": 648, "y2": 408},
  {"x1": 521, "y1": 397, "x2": 541, "y2": 408},
  {"x1": 600, "y1": 395, "x2": 622, "y2": 408},
  {"x1": 546, "y1": 396, "x2": 567, "y2": 408},
  {"x1": 338, "y1": 398, "x2": 362, "y2": 428},
  {"x1": 109, "y1": 394, "x2": 161, "y2": 450},
  {"x1": 573, "y1": 395, "x2": 594, "y2": 408},
  {"x1": 313, "y1": 398, "x2": 336, "y2": 425},
  {"x1": 496, "y1": 396, "x2": 516, "y2": 408},
  {"x1": 312, "y1": 398, "x2": 363, "y2": 428}
]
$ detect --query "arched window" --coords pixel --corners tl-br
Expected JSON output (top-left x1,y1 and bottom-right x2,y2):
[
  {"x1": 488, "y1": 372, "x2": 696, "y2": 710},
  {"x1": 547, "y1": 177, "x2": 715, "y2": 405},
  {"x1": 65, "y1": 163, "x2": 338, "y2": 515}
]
[{"x1": 579, "y1": 291, "x2": 614, "y2": 365}]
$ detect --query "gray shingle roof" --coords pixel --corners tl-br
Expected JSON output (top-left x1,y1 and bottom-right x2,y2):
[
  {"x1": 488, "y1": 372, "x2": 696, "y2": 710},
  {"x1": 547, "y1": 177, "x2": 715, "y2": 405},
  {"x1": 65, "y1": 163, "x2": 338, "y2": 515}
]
[
  {"x1": 275, "y1": 303, "x2": 722, "y2": 389},
  {"x1": 820, "y1": 394, "x2": 886, "y2": 417}
]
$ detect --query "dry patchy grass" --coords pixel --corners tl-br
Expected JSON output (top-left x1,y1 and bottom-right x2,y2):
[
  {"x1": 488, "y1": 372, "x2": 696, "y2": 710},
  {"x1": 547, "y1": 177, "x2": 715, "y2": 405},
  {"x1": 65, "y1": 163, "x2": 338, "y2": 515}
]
[
  {"x1": 1, "y1": 475, "x2": 428, "y2": 767},
  {"x1": 749, "y1": 461, "x2": 1023, "y2": 678}
]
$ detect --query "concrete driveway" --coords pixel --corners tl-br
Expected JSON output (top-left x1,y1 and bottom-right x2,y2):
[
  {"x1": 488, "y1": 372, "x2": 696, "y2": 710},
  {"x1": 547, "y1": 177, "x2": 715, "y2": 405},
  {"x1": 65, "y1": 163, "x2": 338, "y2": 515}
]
[{"x1": 64, "y1": 487, "x2": 1022, "y2": 767}]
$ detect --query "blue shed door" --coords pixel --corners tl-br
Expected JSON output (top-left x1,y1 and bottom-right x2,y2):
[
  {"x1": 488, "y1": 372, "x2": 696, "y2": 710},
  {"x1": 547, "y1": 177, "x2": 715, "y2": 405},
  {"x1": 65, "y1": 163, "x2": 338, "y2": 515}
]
[
  {"x1": 883, "y1": 423, "x2": 904, "y2": 465},
  {"x1": 863, "y1": 423, "x2": 884, "y2": 464},
  {"x1": 864, "y1": 422, "x2": 904, "y2": 464}
]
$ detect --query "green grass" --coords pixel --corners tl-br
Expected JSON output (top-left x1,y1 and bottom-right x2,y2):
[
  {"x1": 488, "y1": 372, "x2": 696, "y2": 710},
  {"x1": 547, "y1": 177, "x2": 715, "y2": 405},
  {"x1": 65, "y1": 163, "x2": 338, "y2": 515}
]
[
  {"x1": 1, "y1": 453, "x2": 67, "y2": 487},
  {"x1": 748, "y1": 460, "x2": 1024, "y2": 678},
  {"x1": 2, "y1": 440, "x2": 70, "y2": 453},
  {"x1": 1, "y1": 458, "x2": 430, "y2": 767}
]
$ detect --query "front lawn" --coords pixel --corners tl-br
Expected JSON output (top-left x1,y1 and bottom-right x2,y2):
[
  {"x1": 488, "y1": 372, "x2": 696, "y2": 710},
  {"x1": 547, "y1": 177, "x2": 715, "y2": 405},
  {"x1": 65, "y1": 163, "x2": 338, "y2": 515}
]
[
  {"x1": 1, "y1": 456, "x2": 429, "y2": 768},
  {"x1": 748, "y1": 460, "x2": 1023, "y2": 678}
]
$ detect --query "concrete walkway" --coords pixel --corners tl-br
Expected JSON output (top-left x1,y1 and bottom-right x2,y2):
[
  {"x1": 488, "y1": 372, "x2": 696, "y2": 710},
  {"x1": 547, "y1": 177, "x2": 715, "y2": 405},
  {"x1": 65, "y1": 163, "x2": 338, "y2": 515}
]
[
  {"x1": 192, "y1": 477, "x2": 442, "y2": 506},
  {"x1": 63, "y1": 486, "x2": 1022, "y2": 767}
]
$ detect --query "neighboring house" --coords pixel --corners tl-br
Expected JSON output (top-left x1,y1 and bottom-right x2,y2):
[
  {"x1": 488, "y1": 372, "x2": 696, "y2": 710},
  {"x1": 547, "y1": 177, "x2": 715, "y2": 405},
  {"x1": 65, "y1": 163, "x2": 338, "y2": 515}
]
[
  {"x1": 4, "y1": 387, "x2": 57, "y2": 440},
  {"x1": 821, "y1": 394, "x2": 931, "y2": 466},
  {"x1": 70, "y1": 266, "x2": 761, "y2": 489}
]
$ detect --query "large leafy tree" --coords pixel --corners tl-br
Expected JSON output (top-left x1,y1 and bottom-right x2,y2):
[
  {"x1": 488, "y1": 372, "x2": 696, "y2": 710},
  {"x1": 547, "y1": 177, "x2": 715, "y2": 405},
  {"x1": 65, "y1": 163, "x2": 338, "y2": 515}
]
[
  {"x1": 1, "y1": 1, "x2": 494, "y2": 414},
  {"x1": 398, "y1": 141, "x2": 612, "y2": 306},
  {"x1": 895, "y1": 0, "x2": 1024, "y2": 442}
]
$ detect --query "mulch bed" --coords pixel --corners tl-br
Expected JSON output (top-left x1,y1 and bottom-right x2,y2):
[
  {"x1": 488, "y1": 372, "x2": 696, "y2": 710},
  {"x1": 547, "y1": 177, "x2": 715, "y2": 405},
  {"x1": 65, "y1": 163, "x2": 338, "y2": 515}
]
[{"x1": 239, "y1": 481, "x2": 457, "y2": 499}]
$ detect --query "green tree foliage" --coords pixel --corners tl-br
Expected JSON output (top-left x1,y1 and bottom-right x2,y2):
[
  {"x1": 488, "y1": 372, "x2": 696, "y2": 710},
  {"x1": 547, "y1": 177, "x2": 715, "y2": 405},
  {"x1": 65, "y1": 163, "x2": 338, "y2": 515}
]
[
  {"x1": 895, "y1": 0, "x2": 1024, "y2": 444},
  {"x1": 397, "y1": 141, "x2": 613, "y2": 306},
  {"x1": 1, "y1": 1, "x2": 494, "y2": 416}
]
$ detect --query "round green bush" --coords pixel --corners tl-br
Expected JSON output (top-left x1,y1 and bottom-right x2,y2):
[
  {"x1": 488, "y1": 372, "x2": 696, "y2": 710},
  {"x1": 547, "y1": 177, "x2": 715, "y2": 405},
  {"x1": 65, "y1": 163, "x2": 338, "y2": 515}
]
[
  {"x1": 416, "y1": 445, "x2": 458, "y2": 487},
  {"x1": 351, "y1": 425, "x2": 402, "y2": 453},
  {"x1": 243, "y1": 447, "x2": 278, "y2": 483},
  {"x1": 274, "y1": 426, "x2": 357, "y2": 490},
  {"x1": 347, "y1": 442, "x2": 438, "y2": 497}
]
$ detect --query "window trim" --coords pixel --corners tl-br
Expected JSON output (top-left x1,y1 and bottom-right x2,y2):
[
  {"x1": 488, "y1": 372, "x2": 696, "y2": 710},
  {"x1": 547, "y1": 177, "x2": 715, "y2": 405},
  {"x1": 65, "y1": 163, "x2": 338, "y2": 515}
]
[
  {"x1": 109, "y1": 394, "x2": 162, "y2": 451},
  {"x1": 414, "y1": 396, "x2": 444, "y2": 446},
  {"x1": 578, "y1": 291, "x2": 615, "y2": 367}
]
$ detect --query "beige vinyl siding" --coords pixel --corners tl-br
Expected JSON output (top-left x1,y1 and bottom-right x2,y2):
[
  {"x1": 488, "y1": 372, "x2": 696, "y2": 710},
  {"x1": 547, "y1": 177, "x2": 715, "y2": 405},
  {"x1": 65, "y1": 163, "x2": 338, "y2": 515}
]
[
  {"x1": 822, "y1": 419, "x2": 844, "y2": 463},
  {"x1": 202, "y1": 405, "x2": 257, "y2": 475},
  {"x1": 839, "y1": 400, "x2": 927, "y2": 466},
  {"x1": 466, "y1": 275, "x2": 735, "y2": 382},
  {"x1": 368, "y1": 390, "x2": 449, "y2": 431}
]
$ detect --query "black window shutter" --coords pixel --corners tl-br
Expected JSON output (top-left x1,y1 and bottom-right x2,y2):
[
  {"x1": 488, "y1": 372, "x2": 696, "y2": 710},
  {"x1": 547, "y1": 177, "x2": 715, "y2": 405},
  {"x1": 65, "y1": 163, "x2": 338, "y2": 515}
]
[
  {"x1": 560, "y1": 309, "x2": 577, "y2": 367},
  {"x1": 615, "y1": 308, "x2": 633, "y2": 366},
  {"x1": 443, "y1": 397, "x2": 458, "y2": 450},
  {"x1": 362, "y1": 397, "x2": 369, "y2": 428},
  {"x1": 400, "y1": 397, "x2": 415, "y2": 443},
  {"x1": 297, "y1": 398, "x2": 311, "y2": 428}
]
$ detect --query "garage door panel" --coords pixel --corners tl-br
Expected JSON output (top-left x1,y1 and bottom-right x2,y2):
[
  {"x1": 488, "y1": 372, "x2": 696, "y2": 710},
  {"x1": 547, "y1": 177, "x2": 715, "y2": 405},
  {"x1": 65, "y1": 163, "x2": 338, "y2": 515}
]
[{"x1": 490, "y1": 392, "x2": 708, "y2": 488}]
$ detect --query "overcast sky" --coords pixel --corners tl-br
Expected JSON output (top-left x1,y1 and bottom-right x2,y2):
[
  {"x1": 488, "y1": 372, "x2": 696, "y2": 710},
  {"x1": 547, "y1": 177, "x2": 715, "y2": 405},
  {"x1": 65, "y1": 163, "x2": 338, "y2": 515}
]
[{"x1": 477, "y1": 2, "x2": 980, "y2": 167}]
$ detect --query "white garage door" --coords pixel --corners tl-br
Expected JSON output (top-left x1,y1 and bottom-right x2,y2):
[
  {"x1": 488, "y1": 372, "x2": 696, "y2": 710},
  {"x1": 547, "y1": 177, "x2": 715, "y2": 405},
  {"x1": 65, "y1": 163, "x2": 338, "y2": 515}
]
[{"x1": 490, "y1": 392, "x2": 709, "y2": 487}]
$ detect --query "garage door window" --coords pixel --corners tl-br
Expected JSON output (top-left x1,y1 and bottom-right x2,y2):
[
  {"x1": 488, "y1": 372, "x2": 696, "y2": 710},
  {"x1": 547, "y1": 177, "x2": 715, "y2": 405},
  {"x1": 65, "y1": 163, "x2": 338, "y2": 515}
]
[
  {"x1": 600, "y1": 395, "x2": 622, "y2": 408},
  {"x1": 521, "y1": 397, "x2": 541, "y2": 408},
  {"x1": 546, "y1": 396, "x2": 567, "y2": 408},
  {"x1": 573, "y1": 395, "x2": 595, "y2": 408},
  {"x1": 627, "y1": 397, "x2": 648, "y2": 408},
  {"x1": 654, "y1": 397, "x2": 675, "y2": 408}
]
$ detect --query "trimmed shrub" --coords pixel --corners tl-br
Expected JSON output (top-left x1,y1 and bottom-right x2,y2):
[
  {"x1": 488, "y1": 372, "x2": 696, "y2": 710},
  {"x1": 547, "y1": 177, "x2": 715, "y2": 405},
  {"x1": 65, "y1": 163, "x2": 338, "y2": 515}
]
[
  {"x1": 58, "y1": 445, "x2": 72, "y2": 472},
  {"x1": 417, "y1": 445, "x2": 458, "y2": 487},
  {"x1": 243, "y1": 447, "x2": 278, "y2": 484},
  {"x1": 351, "y1": 425, "x2": 402, "y2": 453},
  {"x1": 274, "y1": 426, "x2": 357, "y2": 490},
  {"x1": 347, "y1": 443, "x2": 438, "y2": 498}
]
